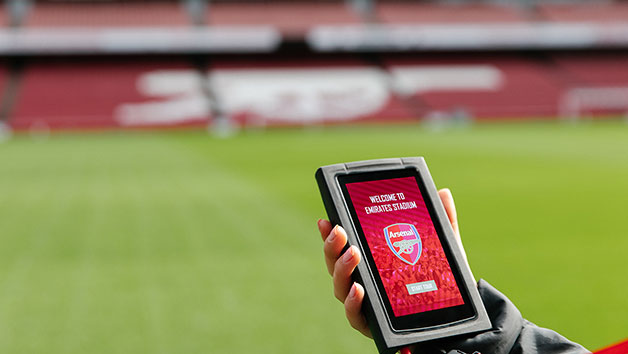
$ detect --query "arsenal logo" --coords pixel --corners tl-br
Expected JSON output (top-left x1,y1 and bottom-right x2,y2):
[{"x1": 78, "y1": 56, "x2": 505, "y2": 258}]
[{"x1": 384, "y1": 223, "x2": 422, "y2": 265}]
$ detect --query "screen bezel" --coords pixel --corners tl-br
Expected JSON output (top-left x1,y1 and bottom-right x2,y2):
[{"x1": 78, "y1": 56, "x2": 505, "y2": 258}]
[{"x1": 337, "y1": 168, "x2": 476, "y2": 331}]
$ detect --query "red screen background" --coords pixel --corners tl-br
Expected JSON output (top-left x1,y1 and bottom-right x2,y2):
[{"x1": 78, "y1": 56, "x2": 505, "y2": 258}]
[{"x1": 345, "y1": 177, "x2": 464, "y2": 317}]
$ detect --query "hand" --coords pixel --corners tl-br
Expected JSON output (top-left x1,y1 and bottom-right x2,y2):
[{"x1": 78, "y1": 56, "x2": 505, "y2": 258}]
[{"x1": 317, "y1": 188, "x2": 465, "y2": 338}]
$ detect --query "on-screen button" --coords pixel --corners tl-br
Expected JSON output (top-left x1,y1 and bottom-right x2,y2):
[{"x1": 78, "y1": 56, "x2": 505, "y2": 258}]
[{"x1": 406, "y1": 280, "x2": 438, "y2": 295}]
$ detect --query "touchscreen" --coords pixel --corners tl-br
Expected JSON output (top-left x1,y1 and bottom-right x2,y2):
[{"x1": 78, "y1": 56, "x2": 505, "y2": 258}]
[{"x1": 344, "y1": 176, "x2": 464, "y2": 317}]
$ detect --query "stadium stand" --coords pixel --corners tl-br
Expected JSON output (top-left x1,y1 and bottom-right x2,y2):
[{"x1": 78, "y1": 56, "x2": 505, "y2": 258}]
[
  {"x1": 1, "y1": 0, "x2": 628, "y2": 130},
  {"x1": 9, "y1": 59, "x2": 206, "y2": 130},
  {"x1": 23, "y1": 1, "x2": 189, "y2": 28},
  {"x1": 206, "y1": 1, "x2": 361, "y2": 38},
  {"x1": 1, "y1": 0, "x2": 281, "y2": 55},
  {"x1": 383, "y1": 55, "x2": 566, "y2": 119},
  {"x1": 209, "y1": 57, "x2": 412, "y2": 125},
  {"x1": 537, "y1": 2, "x2": 628, "y2": 23},
  {"x1": 375, "y1": 2, "x2": 527, "y2": 24},
  {"x1": 551, "y1": 52, "x2": 628, "y2": 119},
  {"x1": 551, "y1": 53, "x2": 628, "y2": 87},
  {"x1": 0, "y1": 3, "x2": 6, "y2": 27}
]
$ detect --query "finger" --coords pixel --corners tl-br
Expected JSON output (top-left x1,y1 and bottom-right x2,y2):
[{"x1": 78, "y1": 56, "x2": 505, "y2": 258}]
[
  {"x1": 333, "y1": 245, "x2": 361, "y2": 302},
  {"x1": 438, "y1": 188, "x2": 459, "y2": 238},
  {"x1": 345, "y1": 283, "x2": 372, "y2": 338},
  {"x1": 438, "y1": 188, "x2": 470, "y2": 267},
  {"x1": 323, "y1": 225, "x2": 348, "y2": 276},
  {"x1": 317, "y1": 219, "x2": 333, "y2": 241}
]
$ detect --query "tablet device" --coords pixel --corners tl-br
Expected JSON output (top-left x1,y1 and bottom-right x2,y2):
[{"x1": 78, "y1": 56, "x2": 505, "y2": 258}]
[{"x1": 316, "y1": 158, "x2": 490, "y2": 353}]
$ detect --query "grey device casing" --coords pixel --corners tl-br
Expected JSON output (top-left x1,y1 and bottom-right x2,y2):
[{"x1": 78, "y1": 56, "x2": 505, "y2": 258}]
[{"x1": 315, "y1": 157, "x2": 491, "y2": 354}]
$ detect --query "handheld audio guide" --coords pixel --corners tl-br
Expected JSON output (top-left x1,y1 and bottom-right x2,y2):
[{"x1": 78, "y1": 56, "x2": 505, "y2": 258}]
[{"x1": 315, "y1": 158, "x2": 490, "y2": 353}]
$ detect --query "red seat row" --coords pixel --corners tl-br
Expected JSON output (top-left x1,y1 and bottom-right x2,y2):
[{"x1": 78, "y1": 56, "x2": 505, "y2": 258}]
[
  {"x1": 551, "y1": 53, "x2": 628, "y2": 87},
  {"x1": 22, "y1": 2, "x2": 189, "y2": 27},
  {"x1": 537, "y1": 3, "x2": 628, "y2": 22},
  {"x1": 8, "y1": 59, "x2": 202, "y2": 130},
  {"x1": 4, "y1": 53, "x2": 628, "y2": 130},
  {"x1": 375, "y1": 3, "x2": 526, "y2": 24},
  {"x1": 8, "y1": 2, "x2": 628, "y2": 32}
]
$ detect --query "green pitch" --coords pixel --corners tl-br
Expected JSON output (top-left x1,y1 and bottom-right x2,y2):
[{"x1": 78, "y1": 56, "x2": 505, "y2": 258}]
[{"x1": 0, "y1": 121, "x2": 626, "y2": 353}]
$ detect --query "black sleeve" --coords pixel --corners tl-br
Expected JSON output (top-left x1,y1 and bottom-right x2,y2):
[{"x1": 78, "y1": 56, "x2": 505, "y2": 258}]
[{"x1": 413, "y1": 280, "x2": 590, "y2": 354}]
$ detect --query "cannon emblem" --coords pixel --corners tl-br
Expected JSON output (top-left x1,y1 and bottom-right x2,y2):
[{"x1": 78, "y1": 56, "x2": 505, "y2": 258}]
[{"x1": 384, "y1": 223, "x2": 422, "y2": 265}]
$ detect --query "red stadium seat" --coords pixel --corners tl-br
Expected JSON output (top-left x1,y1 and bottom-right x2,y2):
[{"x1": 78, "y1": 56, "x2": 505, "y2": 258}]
[
  {"x1": 538, "y1": 3, "x2": 628, "y2": 23},
  {"x1": 552, "y1": 53, "x2": 628, "y2": 87},
  {"x1": 376, "y1": 3, "x2": 526, "y2": 24},
  {"x1": 552, "y1": 53, "x2": 628, "y2": 118},
  {"x1": 208, "y1": 58, "x2": 413, "y2": 125},
  {"x1": 206, "y1": 2, "x2": 361, "y2": 38},
  {"x1": 9, "y1": 59, "x2": 208, "y2": 130},
  {"x1": 383, "y1": 56, "x2": 565, "y2": 119},
  {"x1": 23, "y1": 2, "x2": 189, "y2": 27},
  {"x1": 0, "y1": 3, "x2": 7, "y2": 27}
]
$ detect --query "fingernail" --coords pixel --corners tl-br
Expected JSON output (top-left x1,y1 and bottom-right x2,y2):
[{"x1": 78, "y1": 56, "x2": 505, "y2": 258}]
[
  {"x1": 317, "y1": 219, "x2": 323, "y2": 227},
  {"x1": 348, "y1": 284, "x2": 357, "y2": 299},
  {"x1": 327, "y1": 226, "x2": 338, "y2": 242},
  {"x1": 343, "y1": 246, "x2": 354, "y2": 263}
]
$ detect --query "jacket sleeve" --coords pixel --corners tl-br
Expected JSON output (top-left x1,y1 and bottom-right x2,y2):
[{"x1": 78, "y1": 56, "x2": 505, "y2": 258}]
[{"x1": 413, "y1": 280, "x2": 590, "y2": 354}]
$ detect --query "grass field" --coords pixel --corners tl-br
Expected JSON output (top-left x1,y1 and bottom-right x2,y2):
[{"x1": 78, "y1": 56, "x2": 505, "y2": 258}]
[{"x1": 0, "y1": 121, "x2": 627, "y2": 353}]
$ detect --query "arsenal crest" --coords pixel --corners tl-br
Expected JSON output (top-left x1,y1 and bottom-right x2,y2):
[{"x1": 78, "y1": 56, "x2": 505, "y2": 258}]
[{"x1": 384, "y1": 223, "x2": 422, "y2": 265}]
